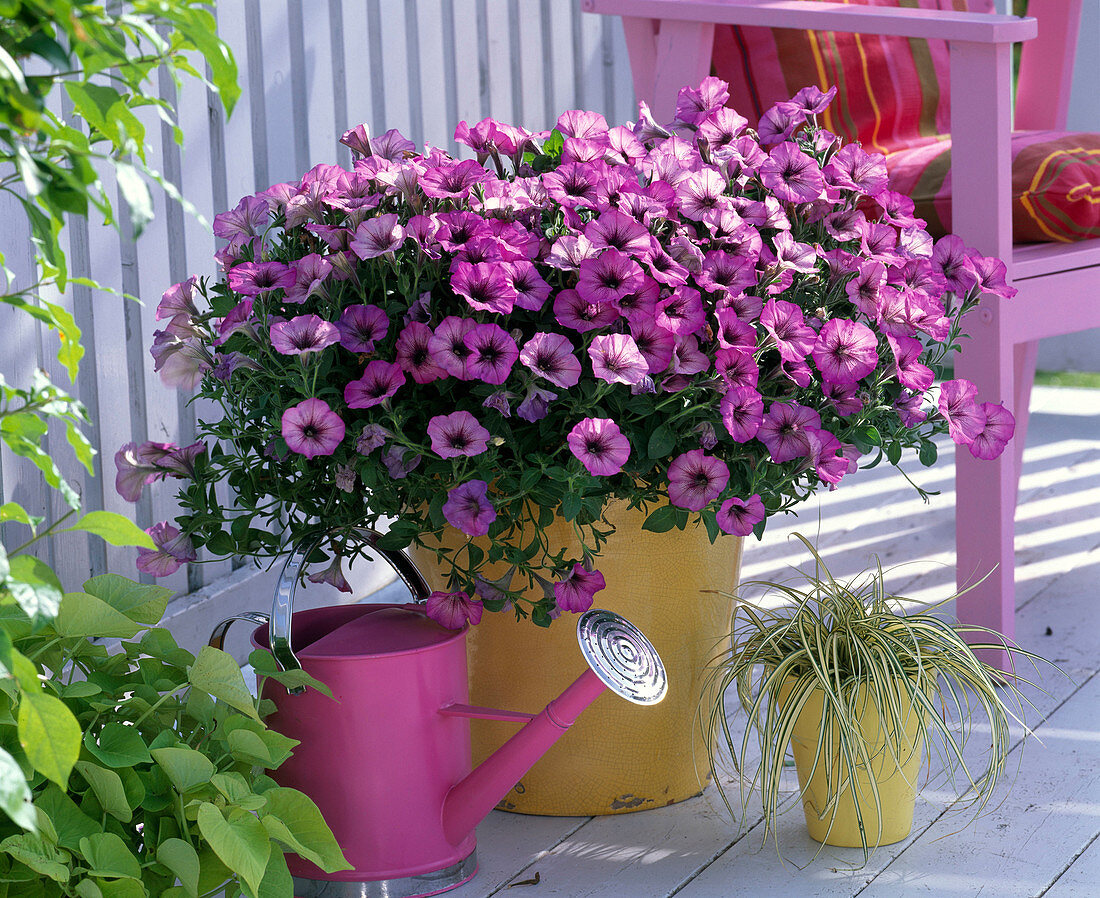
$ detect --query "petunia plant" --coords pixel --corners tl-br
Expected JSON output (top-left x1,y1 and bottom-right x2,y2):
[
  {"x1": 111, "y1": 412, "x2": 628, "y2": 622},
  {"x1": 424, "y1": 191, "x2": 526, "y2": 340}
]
[{"x1": 119, "y1": 78, "x2": 1016, "y2": 627}]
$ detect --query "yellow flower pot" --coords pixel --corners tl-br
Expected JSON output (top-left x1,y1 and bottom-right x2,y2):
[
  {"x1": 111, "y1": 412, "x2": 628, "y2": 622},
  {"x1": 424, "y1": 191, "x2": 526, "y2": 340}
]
[
  {"x1": 410, "y1": 500, "x2": 743, "y2": 816},
  {"x1": 782, "y1": 679, "x2": 926, "y2": 847}
]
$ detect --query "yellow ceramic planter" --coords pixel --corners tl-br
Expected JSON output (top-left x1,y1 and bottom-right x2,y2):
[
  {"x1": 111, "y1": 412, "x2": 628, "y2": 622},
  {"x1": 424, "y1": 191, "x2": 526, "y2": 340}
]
[
  {"x1": 410, "y1": 500, "x2": 743, "y2": 816},
  {"x1": 782, "y1": 679, "x2": 926, "y2": 847}
]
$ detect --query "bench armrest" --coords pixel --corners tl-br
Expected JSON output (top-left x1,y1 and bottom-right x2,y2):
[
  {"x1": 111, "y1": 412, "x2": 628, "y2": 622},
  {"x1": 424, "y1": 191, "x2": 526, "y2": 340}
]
[{"x1": 583, "y1": 0, "x2": 1036, "y2": 44}]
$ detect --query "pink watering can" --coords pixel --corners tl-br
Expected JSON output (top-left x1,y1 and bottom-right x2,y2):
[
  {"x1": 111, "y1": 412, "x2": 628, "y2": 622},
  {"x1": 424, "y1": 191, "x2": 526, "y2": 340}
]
[{"x1": 210, "y1": 530, "x2": 667, "y2": 898}]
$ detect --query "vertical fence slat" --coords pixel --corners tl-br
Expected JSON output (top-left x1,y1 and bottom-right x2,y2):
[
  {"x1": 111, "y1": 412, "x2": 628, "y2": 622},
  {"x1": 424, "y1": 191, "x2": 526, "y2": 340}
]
[
  {"x1": 327, "y1": 0, "x2": 352, "y2": 167},
  {"x1": 416, "y1": 0, "x2": 451, "y2": 150}
]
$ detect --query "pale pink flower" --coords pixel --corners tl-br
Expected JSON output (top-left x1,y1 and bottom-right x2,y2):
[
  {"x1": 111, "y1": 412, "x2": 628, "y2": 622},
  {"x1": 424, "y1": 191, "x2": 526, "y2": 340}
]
[
  {"x1": 716, "y1": 494, "x2": 765, "y2": 536},
  {"x1": 282, "y1": 399, "x2": 346, "y2": 459},
  {"x1": 442, "y1": 479, "x2": 497, "y2": 537},
  {"x1": 427, "y1": 410, "x2": 490, "y2": 458},
  {"x1": 425, "y1": 590, "x2": 483, "y2": 629},
  {"x1": 554, "y1": 564, "x2": 606, "y2": 613},
  {"x1": 136, "y1": 522, "x2": 196, "y2": 577},
  {"x1": 588, "y1": 334, "x2": 649, "y2": 386},
  {"x1": 567, "y1": 418, "x2": 631, "y2": 476},
  {"x1": 666, "y1": 450, "x2": 729, "y2": 511}
]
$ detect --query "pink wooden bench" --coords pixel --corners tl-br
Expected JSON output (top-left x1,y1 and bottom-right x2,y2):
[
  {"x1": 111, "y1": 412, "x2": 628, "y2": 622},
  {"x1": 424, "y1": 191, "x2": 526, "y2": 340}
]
[{"x1": 584, "y1": 0, "x2": 1100, "y2": 666}]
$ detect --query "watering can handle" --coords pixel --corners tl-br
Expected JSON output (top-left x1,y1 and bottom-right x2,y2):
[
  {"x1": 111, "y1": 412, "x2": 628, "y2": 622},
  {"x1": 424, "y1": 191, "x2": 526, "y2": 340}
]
[
  {"x1": 270, "y1": 528, "x2": 433, "y2": 685},
  {"x1": 207, "y1": 611, "x2": 271, "y2": 651}
]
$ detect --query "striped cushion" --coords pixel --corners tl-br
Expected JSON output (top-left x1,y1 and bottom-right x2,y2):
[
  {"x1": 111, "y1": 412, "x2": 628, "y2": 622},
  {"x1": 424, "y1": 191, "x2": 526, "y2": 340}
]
[
  {"x1": 888, "y1": 131, "x2": 1100, "y2": 242},
  {"x1": 713, "y1": 0, "x2": 1100, "y2": 242}
]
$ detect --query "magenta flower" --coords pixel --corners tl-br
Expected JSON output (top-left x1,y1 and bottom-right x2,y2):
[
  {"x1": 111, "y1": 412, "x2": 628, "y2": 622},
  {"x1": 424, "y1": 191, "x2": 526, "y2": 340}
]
[
  {"x1": 812, "y1": 318, "x2": 879, "y2": 385},
  {"x1": 556, "y1": 108, "x2": 609, "y2": 140},
  {"x1": 824, "y1": 143, "x2": 888, "y2": 194},
  {"x1": 517, "y1": 384, "x2": 558, "y2": 422},
  {"x1": 396, "y1": 321, "x2": 445, "y2": 384},
  {"x1": 585, "y1": 209, "x2": 651, "y2": 255},
  {"x1": 429, "y1": 316, "x2": 477, "y2": 379},
  {"x1": 427, "y1": 410, "x2": 490, "y2": 458},
  {"x1": 156, "y1": 277, "x2": 198, "y2": 320},
  {"x1": 425, "y1": 590, "x2": 484, "y2": 629},
  {"x1": 887, "y1": 334, "x2": 935, "y2": 393},
  {"x1": 677, "y1": 168, "x2": 730, "y2": 220},
  {"x1": 212, "y1": 195, "x2": 268, "y2": 248},
  {"x1": 666, "y1": 450, "x2": 730, "y2": 511},
  {"x1": 698, "y1": 251, "x2": 757, "y2": 296},
  {"x1": 588, "y1": 334, "x2": 649, "y2": 386},
  {"x1": 770, "y1": 231, "x2": 818, "y2": 274},
  {"x1": 931, "y1": 235, "x2": 978, "y2": 296},
  {"x1": 356, "y1": 423, "x2": 390, "y2": 454},
  {"x1": 337, "y1": 304, "x2": 388, "y2": 352},
  {"x1": 226, "y1": 261, "x2": 296, "y2": 297},
  {"x1": 349, "y1": 214, "x2": 405, "y2": 259},
  {"x1": 450, "y1": 260, "x2": 516, "y2": 314},
  {"x1": 554, "y1": 563, "x2": 606, "y2": 613},
  {"x1": 420, "y1": 159, "x2": 489, "y2": 200},
  {"x1": 674, "y1": 75, "x2": 730, "y2": 126},
  {"x1": 760, "y1": 299, "x2": 816, "y2": 364},
  {"x1": 345, "y1": 360, "x2": 406, "y2": 409},
  {"x1": 567, "y1": 418, "x2": 631, "y2": 476},
  {"x1": 576, "y1": 249, "x2": 644, "y2": 305},
  {"x1": 136, "y1": 522, "x2": 196, "y2": 577},
  {"x1": 270, "y1": 315, "x2": 340, "y2": 356},
  {"x1": 442, "y1": 479, "x2": 497, "y2": 537},
  {"x1": 716, "y1": 494, "x2": 765, "y2": 536},
  {"x1": 630, "y1": 318, "x2": 677, "y2": 374},
  {"x1": 552, "y1": 288, "x2": 620, "y2": 333},
  {"x1": 504, "y1": 260, "x2": 552, "y2": 311},
  {"x1": 213, "y1": 298, "x2": 256, "y2": 346},
  {"x1": 758, "y1": 142, "x2": 825, "y2": 203},
  {"x1": 714, "y1": 348, "x2": 759, "y2": 391},
  {"x1": 116, "y1": 440, "x2": 203, "y2": 502},
  {"x1": 383, "y1": 444, "x2": 421, "y2": 478},
  {"x1": 968, "y1": 403, "x2": 1015, "y2": 459},
  {"x1": 282, "y1": 398, "x2": 346, "y2": 459},
  {"x1": 720, "y1": 386, "x2": 764, "y2": 443},
  {"x1": 464, "y1": 322, "x2": 519, "y2": 385},
  {"x1": 656, "y1": 286, "x2": 707, "y2": 336},
  {"x1": 938, "y1": 379, "x2": 985, "y2": 444},
  {"x1": 307, "y1": 555, "x2": 352, "y2": 593},
  {"x1": 520, "y1": 332, "x2": 582, "y2": 388},
  {"x1": 284, "y1": 254, "x2": 334, "y2": 304},
  {"x1": 757, "y1": 402, "x2": 822, "y2": 463},
  {"x1": 150, "y1": 330, "x2": 211, "y2": 389}
]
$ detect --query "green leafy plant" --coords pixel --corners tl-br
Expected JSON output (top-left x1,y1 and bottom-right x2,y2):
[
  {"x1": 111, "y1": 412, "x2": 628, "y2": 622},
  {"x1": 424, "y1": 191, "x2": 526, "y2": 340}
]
[
  {"x1": 1, "y1": 0, "x2": 239, "y2": 516},
  {"x1": 0, "y1": 571, "x2": 350, "y2": 898},
  {"x1": 703, "y1": 534, "x2": 1050, "y2": 863}
]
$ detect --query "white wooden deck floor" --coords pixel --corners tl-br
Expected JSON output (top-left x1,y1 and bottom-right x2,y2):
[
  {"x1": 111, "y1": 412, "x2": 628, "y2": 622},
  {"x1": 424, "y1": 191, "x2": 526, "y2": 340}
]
[{"x1": 401, "y1": 384, "x2": 1100, "y2": 898}]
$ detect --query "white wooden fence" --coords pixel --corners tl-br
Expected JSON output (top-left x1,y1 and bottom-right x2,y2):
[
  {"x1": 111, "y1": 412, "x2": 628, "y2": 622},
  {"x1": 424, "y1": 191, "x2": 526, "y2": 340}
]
[{"x1": 0, "y1": 0, "x2": 1096, "y2": 647}]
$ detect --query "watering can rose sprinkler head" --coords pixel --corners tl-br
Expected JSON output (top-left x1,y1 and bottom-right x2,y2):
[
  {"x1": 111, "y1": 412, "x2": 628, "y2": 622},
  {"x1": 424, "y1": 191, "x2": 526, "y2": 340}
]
[{"x1": 217, "y1": 529, "x2": 667, "y2": 898}]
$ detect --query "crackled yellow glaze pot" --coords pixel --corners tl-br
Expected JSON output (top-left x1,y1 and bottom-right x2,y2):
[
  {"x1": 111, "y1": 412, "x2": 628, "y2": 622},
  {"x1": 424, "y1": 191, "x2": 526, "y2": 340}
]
[{"x1": 410, "y1": 500, "x2": 743, "y2": 816}]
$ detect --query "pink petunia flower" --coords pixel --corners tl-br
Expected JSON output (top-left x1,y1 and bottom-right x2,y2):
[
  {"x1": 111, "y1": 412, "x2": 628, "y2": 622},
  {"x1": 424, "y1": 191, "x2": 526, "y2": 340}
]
[
  {"x1": 345, "y1": 360, "x2": 406, "y2": 409},
  {"x1": 576, "y1": 249, "x2": 645, "y2": 306},
  {"x1": 504, "y1": 260, "x2": 552, "y2": 311},
  {"x1": 442, "y1": 479, "x2": 498, "y2": 537},
  {"x1": 284, "y1": 254, "x2": 334, "y2": 304},
  {"x1": 757, "y1": 402, "x2": 822, "y2": 463},
  {"x1": 282, "y1": 398, "x2": 346, "y2": 459},
  {"x1": 396, "y1": 321, "x2": 446, "y2": 384},
  {"x1": 716, "y1": 494, "x2": 765, "y2": 536},
  {"x1": 336, "y1": 304, "x2": 388, "y2": 352},
  {"x1": 630, "y1": 318, "x2": 677, "y2": 375},
  {"x1": 136, "y1": 522, "x2": 196, "y2": 577},
  {"x1": 666, "y1": 450, "x2": 730, "y2": 511},
  {"x1": 567, "y1": 418, "x2": 631, "y2": 476},
  {"x1": 760, "y1": 299, "x2": 817, "y2": 364},
  {"x1": 450, "y1": 260, "x2": 516, "y2": 314},
  {"x1": 720, "y1": 386, "x2": 764, "y2": 443},
  {"x1": 968, "y1": 403, "x2": 1015, "y2": 459},
  {"x1": 307, "y1": 555, "x2": 352, "y2": 593},
  {"x1": 464, "y1": 322, "x2": 519, "y2": 385},
  {"x1": 585, "y1": 209, "x2": 651, "y2": 255},
  {"x1": 552, "y1": 288, "x2": 620, "y2": 333},
  {"x1": 554, "y1": 563, "x2": 606, "y2": 613},
  {"x1": 656, "y1": 286, "x2": 707, "y2": 336},
  {"x1": 588, "y1": 334, "x2": 649, "y2": 386},
  {"x1": 758, "y1": 142, "x2": 825, "y2": 203},
  {"x1": 520, "y1": 332, "x2": 582, "y2": 389},
  {"x1": 812, "y1": 318, "x2": 880, "y2": 385},
  {"x1": 156, "y1": 277, "x2": 198, "y2": 320},
  {"x1": 227, "y1": 261, "x2": 296, "y2": 297},
  {"x1": 938, "y1": 379, "x2": 985, "y2": 445},
  {"x1": 887, "y1": 334, "x2": 935, "y2": 393},
  {"x1": 425, "y1": 590, "x2": 484, "y2": 629},
  {"x1": 270, "y1": 315, "x2": 340, "y2": 356},
  {"x1": 427, "y1": 410, "x2": 491, "y2": 458},
  {"x1": 419, "y1": 159, "x2": 489, "y2": 200},
  {"x1": 349, "y1": 213, "x2": 405, "y2": 259},
  {"x1": 429, "y1": 316, "x2": 477, "y2": 379}
]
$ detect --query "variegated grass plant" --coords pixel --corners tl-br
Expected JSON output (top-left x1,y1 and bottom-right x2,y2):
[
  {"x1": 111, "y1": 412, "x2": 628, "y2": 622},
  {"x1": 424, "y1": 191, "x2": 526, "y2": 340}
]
[{"x1": 703, "y1": 534, "x2": 1049, "y2": 863}]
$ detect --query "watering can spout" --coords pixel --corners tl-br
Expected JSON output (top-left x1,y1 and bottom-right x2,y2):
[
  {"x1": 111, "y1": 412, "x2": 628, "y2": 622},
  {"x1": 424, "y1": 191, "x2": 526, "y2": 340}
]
[{"x1": 441, "y1": 609, "x2": 667, "y2": 846}]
